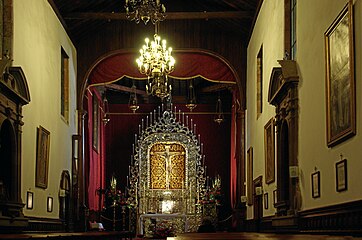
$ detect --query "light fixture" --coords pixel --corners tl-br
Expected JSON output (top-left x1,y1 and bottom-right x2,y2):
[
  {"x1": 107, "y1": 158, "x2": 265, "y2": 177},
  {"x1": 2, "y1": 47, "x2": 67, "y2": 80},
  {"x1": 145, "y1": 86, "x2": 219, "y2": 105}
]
[
  {"x1": 129, "y1": 81, "x2": 140, "y2": 113},
  {"x1": 136, "y1": 24, "x2": 175, "y2": 99},
  {"x1": 26, "y1": 191, "x2": 34, "y2": 209},
  {"x1": 186, "y1": 80, "x2": 197, "y2": 111},
  {"x1": 102, "y1": 94, "x2": 110, "y2": 124},
  {"x1": 125, "y1": 0, "x2": 166, "y2": 25},
  {"x1": 214, "y1": 93, "x2": 224, "y2": 124}
]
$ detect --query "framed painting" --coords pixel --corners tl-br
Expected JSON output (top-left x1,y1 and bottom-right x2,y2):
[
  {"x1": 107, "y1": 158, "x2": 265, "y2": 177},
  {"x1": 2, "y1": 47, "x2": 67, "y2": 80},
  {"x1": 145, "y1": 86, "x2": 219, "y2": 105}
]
[
  {"x1": 47, "y1": 196, "x2": 53, "y2": 212},
  {"x1": 325, "y1": 0, "x2": 355, "y2": 147},
  {"x1": 92, "y1": 95, "x2": 99, "y2": 152},
  {"x1": 26, "y1": 191, "x2": 34, "y2": 209},
  {"x1": 273, "y1": 189, "x2": 277, "y2": 206},
  {"x1": 264, "y1": 193, "x2": 268, "y2": 209},
  {"x1": 311, "y1": 171, "x2": 320, "y2": 198},
  {"x1": 247, "y1": 147, "x2": 253, "y2": 206},
  {"x1": 264, "y1": 118, "x2": 275, "y2": 184},
  {"x1": 336, "y1": 159, "x2": 347, "y2": 192},
  {"x1": 35, "y1": 126, "x2": 50, "y2": 189}
]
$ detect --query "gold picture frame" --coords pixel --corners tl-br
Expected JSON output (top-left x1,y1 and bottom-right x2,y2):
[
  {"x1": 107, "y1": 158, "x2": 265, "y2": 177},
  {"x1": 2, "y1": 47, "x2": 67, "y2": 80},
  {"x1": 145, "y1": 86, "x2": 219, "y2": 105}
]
[
  {"x1": 311, "y1": 171, "x2": 320, "y2": 198},
  {"x1": 264, "y1": 118, "x2": 275, "y2": 184},
  {"x1": 325, "y1": 0, "x2": 355, "y2": 147},
  {"x1": 35, "y1": 126, "x2": 50, "y2": 189}
]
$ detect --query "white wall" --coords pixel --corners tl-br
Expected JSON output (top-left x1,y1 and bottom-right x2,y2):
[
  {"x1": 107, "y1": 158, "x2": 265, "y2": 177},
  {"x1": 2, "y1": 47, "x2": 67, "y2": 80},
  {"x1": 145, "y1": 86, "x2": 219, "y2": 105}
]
[
  {"x1": 246, "y1": 0, "x2": 362, "y2": 219},
  {"x1": 298, "y1": 0, "x2": 362, "y2": 210},
  {"x1": 13, "y1": 0, "x2": 77, "y2": 218},
  {"x1": 246, "y1": 0, "x2": 284, "y2": 219}
]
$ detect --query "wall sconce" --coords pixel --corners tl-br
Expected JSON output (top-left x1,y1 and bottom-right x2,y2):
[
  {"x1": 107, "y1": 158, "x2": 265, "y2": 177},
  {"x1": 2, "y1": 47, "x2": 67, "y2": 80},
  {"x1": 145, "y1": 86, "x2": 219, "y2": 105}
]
[
  {"x1": 240, "y1": 195, "x2": 248, "y2": 203},
  {"x1": 289, "y1": 166, "x2": 299, "y2": 178},
  {"x1": 47, "y1": 196, "x2": 53, "y2": 212},
  {"x1": 255, "y1": 186, "x2": 263, "y2": 196},
  {"x1": 26, "y1": 191, "x2": 33, "y2": 209}
]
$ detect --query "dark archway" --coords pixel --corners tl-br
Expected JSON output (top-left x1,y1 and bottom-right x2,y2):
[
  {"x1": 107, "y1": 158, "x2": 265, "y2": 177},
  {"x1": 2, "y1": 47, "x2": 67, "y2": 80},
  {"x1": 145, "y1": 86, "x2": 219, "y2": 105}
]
[
  {"x1": 279, "y1": 120, "x2": 290, "y2": 215},
  {"x1": 0, "y1": 120, "x2": 16, "y2": 201}
]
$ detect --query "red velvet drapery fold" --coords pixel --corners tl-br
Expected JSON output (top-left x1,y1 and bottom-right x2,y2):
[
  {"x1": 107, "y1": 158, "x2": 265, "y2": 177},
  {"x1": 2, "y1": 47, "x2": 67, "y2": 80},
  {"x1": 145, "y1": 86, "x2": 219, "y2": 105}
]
[
  {"x1": 88, "y1": 51, "x2": 238, "y2": 85},
  {"x1": 230, "y1": 89, "x2": 238, "y2": 208},
  {"x1": 87, "y1": 90, "x2": 106, "y2": 211}
]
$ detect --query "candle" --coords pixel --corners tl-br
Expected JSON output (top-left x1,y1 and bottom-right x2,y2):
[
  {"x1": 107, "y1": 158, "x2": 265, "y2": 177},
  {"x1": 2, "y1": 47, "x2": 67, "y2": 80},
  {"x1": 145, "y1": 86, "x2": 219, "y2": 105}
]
[
  {"x1": 142, "y1": 119, "x2": 144, "y2": 131},
  {"x1": 150, "y1": 112, "x2": 153, "y2": 125},
  {"x1": 179, "y1": 110, "x2": 181, "y2": 123},
  {"x1": 174, "y1": 106, "x2": 177, "y2": 120},
  {"x1": 201, "y1": 143, "x2": 203, "y2": 155},
  {"x1": 191, "y1": 119, "x2": 193, "y2": 132},
  {"x1": 139, "y1": 124, "x2": 141, "y2": 135},
  {"x1": 194, "y1": 124, "x2": 197, "y2": 134},
  {"x1": 135, "y1": 134, "x2": 137, "y2": 144},
  {"x1": 158, "y1": 106, "x2": 161, "y2": 118},
  {"x1": 146, "y1": 116, "x2": 149, "y2": 128},
  {"x1": 182, "y1": 112, "x2": 185, "y2": 125},
  {"x1": 127, "y1": 176, "x2": 129, "y2": 187},
  {"x1": 129, "y1": 166, "x2": 131, "y2": 176},
  {"x1": 203, "y1": 155, "x2": 205, "y2": 166},
  {"x1": 198, "y1": 134, "x2": 201, "y2": 143},
  {"x1": 186, "y1": 116, "x2": 189, "y2": 128}
]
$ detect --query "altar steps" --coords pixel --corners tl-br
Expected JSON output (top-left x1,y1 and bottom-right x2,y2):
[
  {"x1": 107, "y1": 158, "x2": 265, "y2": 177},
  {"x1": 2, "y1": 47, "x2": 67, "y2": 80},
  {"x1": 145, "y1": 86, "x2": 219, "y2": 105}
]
[{"x1": 168, "y1": 232, "x2": 362, "y2": 240}]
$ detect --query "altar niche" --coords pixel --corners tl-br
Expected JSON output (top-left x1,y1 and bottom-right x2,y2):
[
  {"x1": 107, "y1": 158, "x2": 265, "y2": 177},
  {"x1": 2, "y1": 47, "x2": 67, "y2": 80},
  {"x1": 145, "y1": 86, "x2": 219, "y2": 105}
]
[{"x1": 128, "y1": 109, "x2": 208, "y2": 235}]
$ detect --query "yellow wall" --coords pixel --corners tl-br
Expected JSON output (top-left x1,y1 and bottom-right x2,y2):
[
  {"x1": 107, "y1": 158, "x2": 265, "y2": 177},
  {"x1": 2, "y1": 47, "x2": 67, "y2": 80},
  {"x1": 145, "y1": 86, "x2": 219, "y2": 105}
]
[
  {"x1": 246, "y1": 0, "x2": 362, "y2": 219},
  {"x1": 246, "y1": 0, "x2": 284, "y2": 219},
  {"x1": 298, "y1": 0, "x2": 362, "y2": 210},
  {"x1": 13, "y1": 0, "x2": 77, "y2": 218}
]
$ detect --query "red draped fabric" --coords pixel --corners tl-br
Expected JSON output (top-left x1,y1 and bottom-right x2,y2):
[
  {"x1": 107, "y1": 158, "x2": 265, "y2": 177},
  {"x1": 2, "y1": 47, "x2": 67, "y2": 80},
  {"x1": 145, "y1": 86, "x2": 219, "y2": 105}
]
[
  {"x1": 87, "y1": 90, "x2": 106, "y2": 211},
  {"x1": 88, "y1": 50, "x2": 238, "y2": 85},
  {"x1": 230, "y1": 89, "x2": 238, "y2": 208}
]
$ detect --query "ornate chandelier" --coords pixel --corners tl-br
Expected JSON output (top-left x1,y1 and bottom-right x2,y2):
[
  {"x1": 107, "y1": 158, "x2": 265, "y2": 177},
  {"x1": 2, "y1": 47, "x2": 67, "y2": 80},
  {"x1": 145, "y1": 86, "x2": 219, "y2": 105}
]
[
  {"x1": 136, "y1": 30, "x2": 175, "y2": 99},
  {"x1": 125, "y1": 0, "x2": 166, "y2": 25}
]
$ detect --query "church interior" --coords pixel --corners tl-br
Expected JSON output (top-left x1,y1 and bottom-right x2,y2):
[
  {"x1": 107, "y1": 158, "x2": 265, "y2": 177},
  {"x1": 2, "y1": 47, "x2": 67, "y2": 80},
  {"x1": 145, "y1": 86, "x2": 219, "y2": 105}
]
[{"x1": 0, "y1": 0, "x2": 361, "y2": 239}]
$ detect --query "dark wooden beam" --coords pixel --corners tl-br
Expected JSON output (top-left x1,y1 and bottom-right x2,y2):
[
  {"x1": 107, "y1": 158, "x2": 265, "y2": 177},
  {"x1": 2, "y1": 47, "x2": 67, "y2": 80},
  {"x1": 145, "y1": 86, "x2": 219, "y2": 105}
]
[
  {"x1": 64, "y1": 11, "x2": 253, "y2": 20},
  {"x1": 106, "y1": 84, "x2": 147, "y2": 96}
]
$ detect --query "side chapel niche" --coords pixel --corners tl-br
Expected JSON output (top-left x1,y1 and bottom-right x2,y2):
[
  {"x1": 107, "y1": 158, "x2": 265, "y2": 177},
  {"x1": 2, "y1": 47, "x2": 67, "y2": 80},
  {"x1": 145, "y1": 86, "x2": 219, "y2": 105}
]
[
  {"x1": 0, "y1": 0, "x2": 30, "y2": 229},
  {"x1": 268, "y1": 60, "x2": 300, "y2": 228}
]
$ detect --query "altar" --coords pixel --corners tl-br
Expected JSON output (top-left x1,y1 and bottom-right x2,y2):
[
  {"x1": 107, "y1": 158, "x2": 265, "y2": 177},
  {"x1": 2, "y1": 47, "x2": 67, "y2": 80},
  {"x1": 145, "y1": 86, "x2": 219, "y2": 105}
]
[{"x1": 127, "y1": 109, "x2": 211, "y2": 236}]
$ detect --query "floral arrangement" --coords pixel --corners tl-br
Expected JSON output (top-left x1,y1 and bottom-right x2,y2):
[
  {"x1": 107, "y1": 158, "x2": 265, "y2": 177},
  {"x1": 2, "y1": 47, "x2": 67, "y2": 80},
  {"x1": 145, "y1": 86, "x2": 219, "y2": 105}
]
[
  {"x1": 105, "y1": 176, "x2": 129, "y2": 207},
  {"x1": 153, "y1": 221, "x2": 175, "y2": 239},
  {"x1": 199, "y1": 175, "x2": 222, "y2": 205}
]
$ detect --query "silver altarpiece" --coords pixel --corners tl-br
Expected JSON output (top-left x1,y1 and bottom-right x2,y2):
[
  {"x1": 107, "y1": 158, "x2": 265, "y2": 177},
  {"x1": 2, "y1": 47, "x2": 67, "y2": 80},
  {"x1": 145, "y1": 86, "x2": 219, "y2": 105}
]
[{"x1": 128, "y1": 109, "x2": 208, "y2": 235}]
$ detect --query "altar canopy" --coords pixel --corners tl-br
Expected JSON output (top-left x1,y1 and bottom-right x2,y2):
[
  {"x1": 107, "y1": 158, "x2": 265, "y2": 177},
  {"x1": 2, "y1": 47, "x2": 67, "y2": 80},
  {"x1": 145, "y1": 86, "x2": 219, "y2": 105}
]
[
  {"x1": 128, "y1": 108, "x2": 211, "y2": 235},
  {"x1": 88, "y1": 50, "x2": 238, "y2": 85}
]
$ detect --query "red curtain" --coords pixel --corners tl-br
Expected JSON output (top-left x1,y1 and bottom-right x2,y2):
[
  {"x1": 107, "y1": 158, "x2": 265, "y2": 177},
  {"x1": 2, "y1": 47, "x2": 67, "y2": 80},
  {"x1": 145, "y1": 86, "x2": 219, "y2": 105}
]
[
  {"x1": 87, "y1": 89, "x2": 106, "y2": 211},
  {"x1": 88, "y1": 50, "x2": 238, "y2": 85},
  {"x1": 230, "y1": 90, "x2": 238, "y2": 208}
]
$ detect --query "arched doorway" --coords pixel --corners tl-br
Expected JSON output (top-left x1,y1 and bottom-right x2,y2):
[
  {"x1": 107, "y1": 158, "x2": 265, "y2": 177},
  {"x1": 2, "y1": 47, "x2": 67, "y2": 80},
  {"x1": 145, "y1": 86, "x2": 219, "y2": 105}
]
[
  {"x1": 268, "y1": 60, "x2": 300, "y2": 229},
  {"x1": 75, "y1": 49, "x2": 245, "y2": 231}
]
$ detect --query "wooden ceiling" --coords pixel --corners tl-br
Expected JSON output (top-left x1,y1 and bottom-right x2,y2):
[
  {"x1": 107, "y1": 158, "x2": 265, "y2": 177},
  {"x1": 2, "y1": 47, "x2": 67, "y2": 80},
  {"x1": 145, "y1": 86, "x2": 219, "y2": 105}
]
[
  {"x1": 48, "y1": 0, "x2": 262, "y2": 107},
  {"x1": 49, "y1": 0, "x2": 262, "y2": 44}
]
